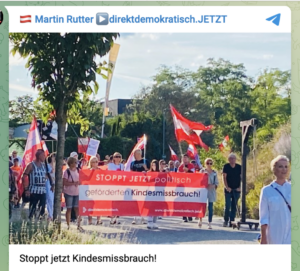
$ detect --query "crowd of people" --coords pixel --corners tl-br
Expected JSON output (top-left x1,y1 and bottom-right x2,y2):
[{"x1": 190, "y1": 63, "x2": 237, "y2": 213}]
[{"x1": 8, "y1": 148, "x2": 291, "y2": 244}]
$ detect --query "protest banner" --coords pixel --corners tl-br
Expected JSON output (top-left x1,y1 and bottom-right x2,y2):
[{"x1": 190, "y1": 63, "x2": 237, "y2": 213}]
[
  {"x1": 79, "y1": 170, "x2": 208, "y2": 217},
  {"x1": 86, "y1": 138, "x2": 100, "y2": 157}
]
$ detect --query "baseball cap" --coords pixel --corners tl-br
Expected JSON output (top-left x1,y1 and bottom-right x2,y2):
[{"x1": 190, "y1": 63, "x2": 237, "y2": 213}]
[{"x1": 70, "y1": 152, "x2": 78, "y2": 158}]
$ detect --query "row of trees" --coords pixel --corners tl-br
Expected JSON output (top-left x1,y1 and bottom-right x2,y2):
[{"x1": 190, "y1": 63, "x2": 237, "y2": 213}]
[
  {"x1": 10, "y1": 59, "x2": 291, "y2": 159},
  {"x1": 9, "y1": 33, "x2": 291, "y2": 224}
]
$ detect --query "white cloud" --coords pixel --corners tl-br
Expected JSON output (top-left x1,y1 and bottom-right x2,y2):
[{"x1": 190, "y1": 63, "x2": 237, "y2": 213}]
[
  {"x1": 262, "y1": 54, "x2": 274, "y2": 60},
  {"x1": 140, "y1": 34, "x2": 159, "y2": 40},
  {"x1": 9, "y1": 83, "x2": 36, "y2": 94}
]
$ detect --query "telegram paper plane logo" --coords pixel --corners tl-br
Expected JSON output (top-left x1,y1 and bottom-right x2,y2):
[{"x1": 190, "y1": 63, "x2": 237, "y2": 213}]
[{"x1": 266, "y1": 13, "x2": 281, "y2": 26}]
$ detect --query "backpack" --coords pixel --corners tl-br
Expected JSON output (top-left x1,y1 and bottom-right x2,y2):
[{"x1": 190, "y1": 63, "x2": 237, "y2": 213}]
[{"x1": 66, "y1": 168, "x2": 80, "y2": 182}]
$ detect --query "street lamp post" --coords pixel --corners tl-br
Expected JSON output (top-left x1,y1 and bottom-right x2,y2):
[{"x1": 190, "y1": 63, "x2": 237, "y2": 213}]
[{"x1": 162, "y1": 109, "x2": 166, "y2": 159}]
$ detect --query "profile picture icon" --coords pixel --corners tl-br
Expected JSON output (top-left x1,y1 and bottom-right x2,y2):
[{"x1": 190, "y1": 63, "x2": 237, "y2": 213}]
[{"x1": 0, "y1": 10, "x2": 3, "y2": 25}]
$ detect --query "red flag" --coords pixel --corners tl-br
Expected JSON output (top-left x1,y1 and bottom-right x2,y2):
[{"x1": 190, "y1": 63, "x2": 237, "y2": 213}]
[
  {"x1": 187, "y1": 143, "x2": 202, "y2": 169},
  {"x1": 124, "y1": 135, "x2": 146, "y2": 171},
  {"x1": 21, "y1": 117, "x2": 49, "y2": 169},
  {"x1": 219, "y1": 135, "x2": 230, "y2": 151},
  {"x1": 170, "y1": 104, "x2": 211, "y2": 151},
  {"x1": 169, "y1": 145, "x2": 179, "y2": 161},
  {"x1": 18, "y1": 117, "x2": 49, "y2": 195}
]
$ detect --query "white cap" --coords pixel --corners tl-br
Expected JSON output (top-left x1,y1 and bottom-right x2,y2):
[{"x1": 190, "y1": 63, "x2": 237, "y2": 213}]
[{"x1": 70, "y1": 152, "x2": 78, "y2": 158}]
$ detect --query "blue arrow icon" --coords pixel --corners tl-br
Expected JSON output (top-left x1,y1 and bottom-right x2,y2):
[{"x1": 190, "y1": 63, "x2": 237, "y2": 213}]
[{"x1": 266, "y1": 13, "x2": 281, "y2": 26}]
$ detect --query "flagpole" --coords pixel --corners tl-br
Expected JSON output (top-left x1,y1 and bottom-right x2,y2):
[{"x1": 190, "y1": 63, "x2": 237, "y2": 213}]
[
  {"x1": 178, "y1": 141, "x2": 183, "y2": 159},
  {"x1": 143, "y1": 134, "x2": 146, "y2": 164}
]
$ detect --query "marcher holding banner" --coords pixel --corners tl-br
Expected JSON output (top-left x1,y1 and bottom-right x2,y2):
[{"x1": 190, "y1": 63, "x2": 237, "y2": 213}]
[
  {"x1": 87, "y1": 156, "x2": 103, "y2": 226},
  {"x1": 107, "y1": 152, "x2": 124, "y2": 225},
  {"x1": 147, "y1": 160, "x2": 160, "y2": 229}
]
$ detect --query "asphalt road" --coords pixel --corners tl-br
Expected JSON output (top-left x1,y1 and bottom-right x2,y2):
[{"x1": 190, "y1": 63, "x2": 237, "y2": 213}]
[{"x1": 11, "y1": 207, "x2": 259, "y2": 244}]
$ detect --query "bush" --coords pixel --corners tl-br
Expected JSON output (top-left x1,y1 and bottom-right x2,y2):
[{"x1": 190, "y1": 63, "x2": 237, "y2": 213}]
[{"x1": 9, "y1": 221, "x2": 134, "y2": 244}]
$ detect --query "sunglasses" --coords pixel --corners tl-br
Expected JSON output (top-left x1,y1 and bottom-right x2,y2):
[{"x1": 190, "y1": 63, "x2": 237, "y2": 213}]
[
  {"x1": 206, "y1": 162, "x2": 213, "y2": 165},
  {"x1": 114, "y1": 156, "x2": 121, "y2": 158}
]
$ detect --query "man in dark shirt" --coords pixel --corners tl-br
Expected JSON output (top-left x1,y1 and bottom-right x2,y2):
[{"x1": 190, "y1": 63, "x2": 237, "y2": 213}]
[
  {"x1": 130, "y1": 149, "x2": 150, "y2": 172},
  {"x1": 222, "y1": 153, "x2": 241, "y2": 227}
]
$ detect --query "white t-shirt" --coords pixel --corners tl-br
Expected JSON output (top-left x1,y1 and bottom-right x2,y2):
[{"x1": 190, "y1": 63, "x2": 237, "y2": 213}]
[{"x1": 108, "y1": 163, "x2": 124, "y2": 171}]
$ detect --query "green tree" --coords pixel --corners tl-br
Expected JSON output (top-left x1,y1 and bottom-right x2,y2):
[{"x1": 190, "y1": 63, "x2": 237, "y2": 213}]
[
  {"x1": 9, "y1": 33, "x2": 119, "y2": 223},
  {"x1": 193, "y1": 58, "x2": 253, "y2": 151},
  {"x1": 9, "y1": 95, "x2": 36, "y2": 125}
]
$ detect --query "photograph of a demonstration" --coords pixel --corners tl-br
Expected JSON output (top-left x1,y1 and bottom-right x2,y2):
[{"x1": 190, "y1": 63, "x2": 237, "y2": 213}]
[{"x1": 8, "y1": 32, "x2": 291, "y2": 244}]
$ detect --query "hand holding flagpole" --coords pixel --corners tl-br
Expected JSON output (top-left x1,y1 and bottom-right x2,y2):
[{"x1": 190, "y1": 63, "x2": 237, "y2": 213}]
[{"x1": 143, "y1": 134, "x2": 147, "y2": 169}]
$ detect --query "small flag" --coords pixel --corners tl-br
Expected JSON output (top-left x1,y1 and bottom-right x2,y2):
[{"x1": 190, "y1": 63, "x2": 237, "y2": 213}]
[
  {"x1": 219, "y1": 135, "x2": 230, "y2": 151},
  {"x1": 20, "y1": 15, "x2": 31, "y2": 23},
  {"x1": 187, "y1": 143, "x2": 202, "y2": 169},
  {"x1": 169, "y1": 145, "x2": 179, "y2": 161}
]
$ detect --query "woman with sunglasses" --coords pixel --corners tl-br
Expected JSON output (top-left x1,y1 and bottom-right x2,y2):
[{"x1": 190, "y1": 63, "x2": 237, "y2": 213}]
[
  {"x1": 199, "y1": 158, "x2": 219, "y2": 229},
  {"x1": 107, "y1": 152, "x2": 124, "y2": 224},
  {"x1": 159, "y1": 160, "x2": 169, "y2": 172},
  {"x1": 87, "y1": 156, "x2": 102, "y2": 225}
]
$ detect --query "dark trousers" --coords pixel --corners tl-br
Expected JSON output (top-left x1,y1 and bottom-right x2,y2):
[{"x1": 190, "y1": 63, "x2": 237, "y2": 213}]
[
  {"x1": 208, "y1": 202, "x2": 214, "y2": 223},
  {"x1": 224, "y1": 190, "x2": 240, "y2": 223},
  {"x1": 29, "y1": 193, "x2": 46, "y2": 219}
]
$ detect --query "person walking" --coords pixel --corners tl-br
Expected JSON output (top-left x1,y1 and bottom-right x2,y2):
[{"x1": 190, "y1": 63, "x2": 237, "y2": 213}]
[
  {"x1": 222, "y1": 153, "x2": 241, "y2": 227},
  {"x1": 259, "y1": 155, "x2": 291, "y2": 244},
  {"x1": 11, "y1": 158, "x2": 22, "y2": 208},
  {"x1": 87, "y1": 156, "x2": 103, "y2": 225},
  {"x1": 22, "y1": 149, "x2": 54, "y2": 220},
  {"x1": 45, "y1": 153, "x2": 56, "y2": 221},
  {"x1": 200, "y1": 158, "x2": 219, "y2": 229},
  {"x1": 130, "y1": 149, "x2": 149, "y2": 225},
  {"x1": 63, "y1": 157, "x2": 83, "y2": 231},
  {"x1": 108, "y1": 152, "x2": 124, "y2": 224},
  {"x1": 178, "y1": 154, "x2": 195, "y2": 222},
  {"x1": 147, "y1": 159, "x2": 160, "y2": 229}
]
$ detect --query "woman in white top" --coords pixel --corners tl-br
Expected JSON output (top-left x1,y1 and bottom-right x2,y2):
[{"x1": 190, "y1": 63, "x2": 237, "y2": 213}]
[
  {"x1": 259, "y1": 155, "x2": 291, "y2": 244},
  {"x1": 108, "y1": 152, "x2": 124, "y2": 224},
  {"x1": 200, "y1": 158, "x2": 219, "y2": 229}
]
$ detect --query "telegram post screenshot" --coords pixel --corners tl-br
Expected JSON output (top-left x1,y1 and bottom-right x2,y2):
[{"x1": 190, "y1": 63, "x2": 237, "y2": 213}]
[{"x1": 0, "y1": 1, "x2": 297, "y2": 271}]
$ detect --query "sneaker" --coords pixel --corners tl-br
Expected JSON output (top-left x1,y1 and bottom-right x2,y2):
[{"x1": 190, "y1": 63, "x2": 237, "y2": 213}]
[
  {"x1": 183, "y1": 218, "x2": 188, "y2": 222},
  {"x1": 142, "y1": 218, "x2": 147, "y2": 224},
  {"x1": 223, "y1": 221, "x2": 228, "y2": 227},
  {"x1": 188, "y1": 217, "x2": 193, "y2": 221},
  {"x1": 153, "y1": 223, "x2": 159, "y2": 229},
  {"x1": 132, "y1": 220, "x2": 136, "y2": 224},
  {"x1": 158, "y1": 216, "x2": 162, "y2": 219},
  {"x1": 147, "y1": 222, "x2": 153, "y2": 229},
  {"x1": 208, "y1": 222, "x2": 212, "y2": 229}
]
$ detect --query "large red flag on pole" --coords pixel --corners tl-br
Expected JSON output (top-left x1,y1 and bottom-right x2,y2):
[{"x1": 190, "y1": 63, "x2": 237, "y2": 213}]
[
  {"x1": 18, "y1": 117, "x2": 49, "y2": 196},
  {"x1": 170, "y1": 104, "x2": 211, "y2": 151},
  {"x1": 124, "y1": 135, "x2": 147, "y2": 171}
]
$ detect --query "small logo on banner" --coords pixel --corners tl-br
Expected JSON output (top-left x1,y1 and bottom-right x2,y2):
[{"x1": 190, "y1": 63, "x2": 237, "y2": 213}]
[
  {"x1": 20, "y1": 15, "x2": 31, "y2": 23},
  {"x1": 83, "y1": 207, "x2": 86, "y2": 213}
]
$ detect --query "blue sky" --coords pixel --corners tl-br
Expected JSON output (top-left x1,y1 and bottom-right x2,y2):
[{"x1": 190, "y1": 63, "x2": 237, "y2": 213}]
[{"x1": 9, "y1": 33, "x2": 291, "y2": 101}]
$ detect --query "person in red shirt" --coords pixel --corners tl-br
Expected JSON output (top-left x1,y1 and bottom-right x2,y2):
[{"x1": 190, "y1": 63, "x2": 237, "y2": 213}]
[
  {"x1": 178, "y1": 154, "x2": 195, "y2": 222},
  {"x1": 178, "y1": 154, "x2": 195, "y2": 173}
]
